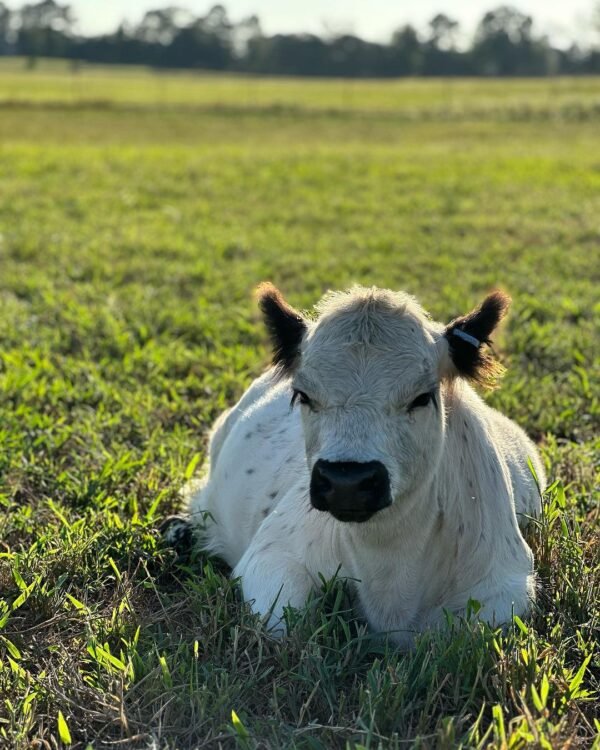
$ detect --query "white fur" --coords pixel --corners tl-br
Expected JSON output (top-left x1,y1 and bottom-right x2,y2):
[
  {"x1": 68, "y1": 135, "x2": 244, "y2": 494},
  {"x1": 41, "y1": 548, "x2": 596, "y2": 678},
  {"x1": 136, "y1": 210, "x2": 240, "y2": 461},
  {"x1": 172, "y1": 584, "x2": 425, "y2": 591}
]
[{"x1": 186, "y1": 287, "x2": 545, "y2": 647}]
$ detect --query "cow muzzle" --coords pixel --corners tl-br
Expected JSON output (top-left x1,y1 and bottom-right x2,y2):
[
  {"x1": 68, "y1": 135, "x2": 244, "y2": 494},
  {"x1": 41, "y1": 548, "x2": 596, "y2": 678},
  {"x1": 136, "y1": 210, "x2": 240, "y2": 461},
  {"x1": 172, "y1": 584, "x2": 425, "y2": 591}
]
[{"x1": 310, "y1": 459, "x2": 391, "y2": 522}]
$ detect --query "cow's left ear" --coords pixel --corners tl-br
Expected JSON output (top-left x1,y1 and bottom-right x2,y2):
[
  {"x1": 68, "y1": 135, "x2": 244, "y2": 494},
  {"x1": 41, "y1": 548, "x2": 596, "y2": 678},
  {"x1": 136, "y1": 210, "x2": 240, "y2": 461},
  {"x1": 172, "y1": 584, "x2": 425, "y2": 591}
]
[
  {"x1": 443, "y1": 291, "x2": 511, "y2": 386},
  {"x1": 256, "y1": 282, "x2": 308, "y2": 373}
]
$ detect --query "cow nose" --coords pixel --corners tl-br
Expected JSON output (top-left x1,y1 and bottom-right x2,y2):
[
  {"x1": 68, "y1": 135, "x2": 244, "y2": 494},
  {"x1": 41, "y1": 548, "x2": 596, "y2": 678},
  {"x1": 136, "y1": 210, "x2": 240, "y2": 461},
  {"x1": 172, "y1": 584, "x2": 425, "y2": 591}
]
[{"x1": 310, "y1": 460, "x2": 391, "y2": 522}]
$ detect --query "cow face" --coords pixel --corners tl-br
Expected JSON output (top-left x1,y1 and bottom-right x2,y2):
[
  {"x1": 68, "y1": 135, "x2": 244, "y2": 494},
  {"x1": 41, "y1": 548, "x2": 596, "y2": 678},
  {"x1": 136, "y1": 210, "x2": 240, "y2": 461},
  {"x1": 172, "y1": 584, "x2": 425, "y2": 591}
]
[{"x1": 258, "y1": 283, "x2": 509, "y2": 522}]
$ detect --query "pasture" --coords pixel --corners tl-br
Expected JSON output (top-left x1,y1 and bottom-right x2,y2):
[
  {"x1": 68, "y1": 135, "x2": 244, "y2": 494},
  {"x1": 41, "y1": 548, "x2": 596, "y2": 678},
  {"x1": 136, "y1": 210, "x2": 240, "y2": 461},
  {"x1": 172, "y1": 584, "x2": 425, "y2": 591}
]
[{"x1": 0, "y1": 62, "x2": 598, "y2": 748}]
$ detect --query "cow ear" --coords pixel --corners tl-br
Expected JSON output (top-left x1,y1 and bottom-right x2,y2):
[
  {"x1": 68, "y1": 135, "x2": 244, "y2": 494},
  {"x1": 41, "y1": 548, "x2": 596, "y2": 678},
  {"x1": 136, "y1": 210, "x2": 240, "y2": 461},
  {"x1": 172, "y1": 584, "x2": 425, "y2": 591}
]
[
  {"x1": 443, "y1": 291, "x2": 511, "y2": 386},
  {"x1": 256, "y1": 282, "x2": 307, "y2": 372}
]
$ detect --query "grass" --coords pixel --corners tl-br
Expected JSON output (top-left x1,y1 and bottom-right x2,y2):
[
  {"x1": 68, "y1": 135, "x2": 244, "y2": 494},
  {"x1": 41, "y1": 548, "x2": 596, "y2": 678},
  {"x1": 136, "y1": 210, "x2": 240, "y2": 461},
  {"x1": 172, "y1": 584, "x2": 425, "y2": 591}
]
[
  {"x1": 0, "y1": 63, "x2": 598, "y2": 748},
  {"x1": 1, "y1": 57, "x2": 600, "y2": 118}
]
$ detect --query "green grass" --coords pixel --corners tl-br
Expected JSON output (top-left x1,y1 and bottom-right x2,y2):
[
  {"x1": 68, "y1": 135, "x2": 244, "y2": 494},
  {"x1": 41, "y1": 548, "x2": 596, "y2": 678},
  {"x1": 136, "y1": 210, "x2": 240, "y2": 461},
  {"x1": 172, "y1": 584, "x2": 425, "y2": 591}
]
[
  {"x1": 0, "y1": 64, "x2": 598, "y2": 749},
  {"x1": 2, "y1": 58, "x2": 600, "y2": 119}
]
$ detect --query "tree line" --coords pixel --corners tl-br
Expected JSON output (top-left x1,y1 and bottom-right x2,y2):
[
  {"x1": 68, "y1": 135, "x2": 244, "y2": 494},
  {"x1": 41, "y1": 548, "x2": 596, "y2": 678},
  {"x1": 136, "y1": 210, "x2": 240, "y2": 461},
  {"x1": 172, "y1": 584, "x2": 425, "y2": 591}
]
[{"x1": 1, "y1": 1, "x2": 599, "y2": 76}]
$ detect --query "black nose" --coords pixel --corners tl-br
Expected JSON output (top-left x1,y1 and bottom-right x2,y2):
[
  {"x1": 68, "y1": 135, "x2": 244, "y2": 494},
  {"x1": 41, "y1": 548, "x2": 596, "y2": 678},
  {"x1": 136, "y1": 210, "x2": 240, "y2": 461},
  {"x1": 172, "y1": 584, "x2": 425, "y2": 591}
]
[{"x1": 310, "y1": 460, "x2": 391, "y2": 522}]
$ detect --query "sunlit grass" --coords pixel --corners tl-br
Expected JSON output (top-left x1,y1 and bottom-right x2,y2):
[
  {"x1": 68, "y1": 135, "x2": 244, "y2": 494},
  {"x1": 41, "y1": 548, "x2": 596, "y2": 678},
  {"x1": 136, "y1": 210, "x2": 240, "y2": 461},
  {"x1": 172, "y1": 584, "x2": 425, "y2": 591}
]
[
  {"x1": 0, "y1": 68, "x2": 598, "y2": 748},
  {"x1": 1, "y1": 58, "x2": 600, "y2": 116}
]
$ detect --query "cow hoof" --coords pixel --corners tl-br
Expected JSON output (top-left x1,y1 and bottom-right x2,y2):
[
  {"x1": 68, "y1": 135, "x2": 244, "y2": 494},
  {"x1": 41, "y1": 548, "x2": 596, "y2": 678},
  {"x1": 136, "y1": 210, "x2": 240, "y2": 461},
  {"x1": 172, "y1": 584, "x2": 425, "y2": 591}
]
[{"x1": 160, "y1": 515, "x2": 194, "y2": 554}]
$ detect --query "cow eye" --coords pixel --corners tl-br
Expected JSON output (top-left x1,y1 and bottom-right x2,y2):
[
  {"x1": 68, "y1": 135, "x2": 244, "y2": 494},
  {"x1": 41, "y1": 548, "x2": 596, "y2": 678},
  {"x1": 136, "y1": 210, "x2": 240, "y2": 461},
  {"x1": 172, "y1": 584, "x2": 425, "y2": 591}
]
[
  {"x1": 408, "y1": 391, "x2": 433, "y2": 410},
  {"x1": 291, "y1": 389, "x2": 312, "y2": 409}
]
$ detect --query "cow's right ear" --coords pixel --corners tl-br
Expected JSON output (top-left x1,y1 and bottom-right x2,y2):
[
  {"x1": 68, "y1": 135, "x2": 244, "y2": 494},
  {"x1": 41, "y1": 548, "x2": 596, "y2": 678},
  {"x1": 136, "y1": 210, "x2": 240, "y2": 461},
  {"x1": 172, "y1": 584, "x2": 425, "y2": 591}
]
[{"x1": 256, "y1": 282, "x2": 307, "y2": 372}]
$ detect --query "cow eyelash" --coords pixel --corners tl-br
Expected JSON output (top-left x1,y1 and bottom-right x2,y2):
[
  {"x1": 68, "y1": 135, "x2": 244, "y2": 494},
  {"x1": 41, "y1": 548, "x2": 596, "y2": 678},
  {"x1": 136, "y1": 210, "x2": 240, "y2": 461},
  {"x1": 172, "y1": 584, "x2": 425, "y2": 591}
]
[
  {"x1": 408, "y1": 391, "x2": 436, "y2": 411},
  {"x1": 291, "y1": 389, "x2": 313, "y2": 409}
]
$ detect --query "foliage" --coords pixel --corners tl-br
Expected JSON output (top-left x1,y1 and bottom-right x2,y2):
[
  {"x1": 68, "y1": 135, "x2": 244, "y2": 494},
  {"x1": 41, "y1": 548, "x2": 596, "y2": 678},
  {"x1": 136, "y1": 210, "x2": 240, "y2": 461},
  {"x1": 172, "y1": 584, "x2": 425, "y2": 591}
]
[
  {"x1": 0, "y1": 65, "x2": 598, "y2": 748},
  {"x1": 0, "y1": 0, "x2": 600, "y2": 76}
]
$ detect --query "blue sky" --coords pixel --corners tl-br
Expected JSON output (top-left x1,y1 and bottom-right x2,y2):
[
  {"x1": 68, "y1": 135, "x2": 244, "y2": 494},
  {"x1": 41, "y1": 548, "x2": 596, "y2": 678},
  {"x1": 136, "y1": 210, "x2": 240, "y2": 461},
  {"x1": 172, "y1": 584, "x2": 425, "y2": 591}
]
[{"x1": 5, "y1": 1, "x2": 598, "y2": 45}]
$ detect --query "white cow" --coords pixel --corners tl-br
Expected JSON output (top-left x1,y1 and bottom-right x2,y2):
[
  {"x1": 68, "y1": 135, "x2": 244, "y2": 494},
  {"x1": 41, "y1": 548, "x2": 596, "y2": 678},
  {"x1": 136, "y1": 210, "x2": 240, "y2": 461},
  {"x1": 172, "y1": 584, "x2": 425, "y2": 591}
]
[{"x1": 167, "y1": 284, "x2": 545, "y2": 648}]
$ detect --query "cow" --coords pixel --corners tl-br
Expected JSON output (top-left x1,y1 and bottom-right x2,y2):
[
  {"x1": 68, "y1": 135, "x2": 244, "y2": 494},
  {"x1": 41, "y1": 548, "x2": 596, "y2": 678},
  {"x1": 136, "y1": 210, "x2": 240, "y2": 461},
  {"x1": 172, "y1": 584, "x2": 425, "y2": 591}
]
[{"x1": 165, "y1": 284, "x2": 545, "y2": 648}]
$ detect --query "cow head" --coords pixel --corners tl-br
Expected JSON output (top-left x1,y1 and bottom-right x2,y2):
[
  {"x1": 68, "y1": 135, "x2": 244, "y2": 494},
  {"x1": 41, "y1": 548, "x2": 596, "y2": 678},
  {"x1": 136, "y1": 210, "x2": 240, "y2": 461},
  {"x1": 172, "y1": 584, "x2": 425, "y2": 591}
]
[{"x1": 257, "y1": 283, "x2": 509, "y2": 523}]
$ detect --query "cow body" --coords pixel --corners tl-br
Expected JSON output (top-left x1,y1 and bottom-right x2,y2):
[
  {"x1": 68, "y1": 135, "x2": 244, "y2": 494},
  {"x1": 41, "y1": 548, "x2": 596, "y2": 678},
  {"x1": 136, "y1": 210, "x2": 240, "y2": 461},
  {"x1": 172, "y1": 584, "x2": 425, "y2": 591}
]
[{"x1": 182, "y1": 286, "x2": 545, "y2": 647}]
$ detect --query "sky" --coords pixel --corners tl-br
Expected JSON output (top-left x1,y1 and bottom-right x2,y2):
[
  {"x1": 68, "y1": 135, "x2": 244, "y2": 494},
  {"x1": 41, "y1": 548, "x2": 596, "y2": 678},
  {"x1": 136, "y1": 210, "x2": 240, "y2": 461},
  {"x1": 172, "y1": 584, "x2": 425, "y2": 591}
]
[{"x1": 5, "y1": 0, "x2": 598, "y2": 46}]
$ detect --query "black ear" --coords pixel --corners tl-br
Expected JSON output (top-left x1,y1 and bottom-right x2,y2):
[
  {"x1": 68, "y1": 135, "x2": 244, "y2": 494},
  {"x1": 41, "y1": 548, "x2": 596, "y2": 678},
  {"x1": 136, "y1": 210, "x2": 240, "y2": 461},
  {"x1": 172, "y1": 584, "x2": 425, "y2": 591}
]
[
  {"x1": 444, "y1": 291, "x2": 511, "y2": 386},
  {"x1": 256, "y1": 282, "x2": 307, "y2": 372}
]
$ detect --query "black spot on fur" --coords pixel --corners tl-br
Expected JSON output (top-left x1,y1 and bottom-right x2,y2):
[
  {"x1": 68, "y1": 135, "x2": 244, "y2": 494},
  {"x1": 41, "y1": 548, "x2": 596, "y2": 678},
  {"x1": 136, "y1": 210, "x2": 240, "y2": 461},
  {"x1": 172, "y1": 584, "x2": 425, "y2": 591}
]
[
  {"x1": 269, "y1": 491, "x2": 278, "y2": 499},
  {"x1": 257, "y1": 282, "x2": 308, "y2": 372},
  {"x1": 458, "y1": 522, "x2": 465, "y2": 536},
  {"x1": 245, "y1": 431, "x2": 253, "y2": 439},
  {"x1": 160, "y1": 515, "x2": 194, "y2": 558},
  {"x1": 246, "y1": 468, "x2": 255, "y2": 475},
  {"x1": 444, "y1": 291, "x2": 511, "y2": 386},
  {"x1": 262, "y1": 507, "x2": 271, "y2": 517}
]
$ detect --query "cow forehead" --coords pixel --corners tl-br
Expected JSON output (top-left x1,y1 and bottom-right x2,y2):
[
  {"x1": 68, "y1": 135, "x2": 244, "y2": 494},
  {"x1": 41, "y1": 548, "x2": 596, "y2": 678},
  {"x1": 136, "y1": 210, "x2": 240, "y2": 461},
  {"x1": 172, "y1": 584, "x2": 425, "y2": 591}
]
[
  {"x1": 298, "y1": 298, "x2": 438, "y2": 397},
  {"x1": 305, "y1": 292, "x2": 434, "y2": 354}
]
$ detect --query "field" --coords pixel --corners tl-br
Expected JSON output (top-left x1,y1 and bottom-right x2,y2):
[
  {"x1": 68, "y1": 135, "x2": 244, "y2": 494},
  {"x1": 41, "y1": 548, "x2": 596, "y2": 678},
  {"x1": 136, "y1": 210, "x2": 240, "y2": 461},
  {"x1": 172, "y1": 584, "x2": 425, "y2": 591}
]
[{"x1": 0, "y1": 61, "x2": 598, "y2": 749}]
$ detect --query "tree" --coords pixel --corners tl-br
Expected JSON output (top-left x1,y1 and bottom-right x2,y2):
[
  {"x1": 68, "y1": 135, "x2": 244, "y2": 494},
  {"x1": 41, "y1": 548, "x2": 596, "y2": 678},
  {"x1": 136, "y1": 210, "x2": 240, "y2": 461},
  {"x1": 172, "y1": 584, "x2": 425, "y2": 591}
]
[
  {"x1": 231, "y1": 13, "x2": 261, "y2": 59},
  {"x1": 421, "y1": 14, "x2": 468, "y2": 74},
  {"x1": 429, "y1": 13, "x2": 459, "y2": 51},
  {"x1": 475, "y1": 5, "x2": 533, "y2": 44},
  {"x1": 0, "y1": 1, "x2": 590, "y2": 77},
  {"x1": 135, "y1": 7, "x2": 194, "y2": 45},
  {"x1": 471, "y1": 5, "x2": 548, "y2": 75},
  {"x1": 202, "y1": 5, "x2": 232, "y2": 44},
  {"x1": 18, "y1": 0, "x2": 73, "y2": 32},
  {"x1": 0, "y1": 3, "x2": 13, "y2": 55},
  {"x1": 15, "y1": 0, "x2": 75, "y2": 58},
  {"x1": 389, "y1": 25, "x2": 422, "y2": 75}
]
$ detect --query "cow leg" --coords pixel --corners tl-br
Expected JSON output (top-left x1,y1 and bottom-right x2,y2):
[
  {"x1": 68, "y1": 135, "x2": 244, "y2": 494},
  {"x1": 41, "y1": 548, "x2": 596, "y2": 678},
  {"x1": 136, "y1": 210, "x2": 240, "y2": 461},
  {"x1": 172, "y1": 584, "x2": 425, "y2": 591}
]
[
  {"x1": 455, "y1": 571, "x2": 536, "y2": 628},
  {"x1": 233, "y1": 541, "x2": 315, "y2": 635},
  {"x1": 481, "y1": 583, "x2": 535, "y2": 625}
]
